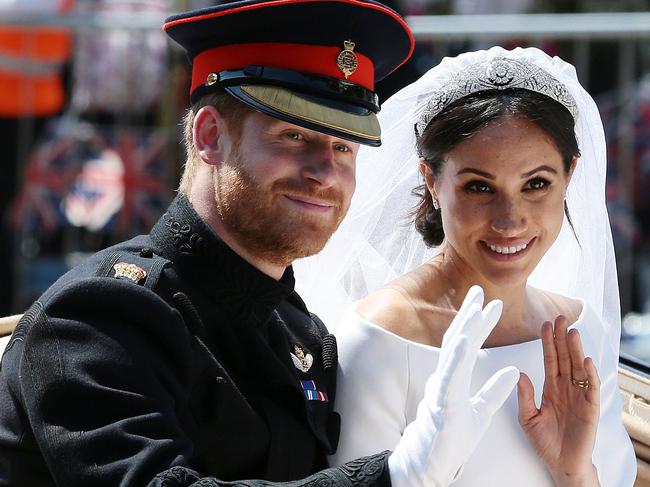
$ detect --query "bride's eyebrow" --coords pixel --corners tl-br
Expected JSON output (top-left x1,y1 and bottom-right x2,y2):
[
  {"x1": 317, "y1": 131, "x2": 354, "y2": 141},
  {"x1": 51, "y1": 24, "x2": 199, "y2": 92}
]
[
  {"x1": 456, "y1": 167, "x2": 494, "y2": 179},
  {"x1": 521, "y1": 165, "x2": 558, "y2": 178},
  {"x1": 455, "y1": 165, "x2": 559, "y2": 179}
]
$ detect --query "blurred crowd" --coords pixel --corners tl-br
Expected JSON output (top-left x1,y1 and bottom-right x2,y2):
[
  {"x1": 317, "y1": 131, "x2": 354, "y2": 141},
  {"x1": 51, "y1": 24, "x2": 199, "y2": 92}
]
[{"x1": 1, "y1": 0, "x2": 650, "y2": 352}]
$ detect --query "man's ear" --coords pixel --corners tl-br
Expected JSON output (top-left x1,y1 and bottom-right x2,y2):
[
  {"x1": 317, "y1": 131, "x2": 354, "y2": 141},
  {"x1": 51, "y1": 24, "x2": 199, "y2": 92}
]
[{"x1": 193, "y1": 105, "x2": 231, "y2": 166}]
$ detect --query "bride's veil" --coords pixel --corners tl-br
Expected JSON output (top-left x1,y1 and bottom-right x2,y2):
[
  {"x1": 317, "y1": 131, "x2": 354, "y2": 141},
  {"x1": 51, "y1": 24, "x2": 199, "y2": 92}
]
[{"x1": 294, "y1": 46, "x2": 621, "y2": 361}]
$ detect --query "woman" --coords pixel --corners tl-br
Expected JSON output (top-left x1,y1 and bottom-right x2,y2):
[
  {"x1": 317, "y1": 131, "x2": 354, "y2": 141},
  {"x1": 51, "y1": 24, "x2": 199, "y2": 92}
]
[{"x1": 295, "y1": 47, "x2": 636, "y2": 485}]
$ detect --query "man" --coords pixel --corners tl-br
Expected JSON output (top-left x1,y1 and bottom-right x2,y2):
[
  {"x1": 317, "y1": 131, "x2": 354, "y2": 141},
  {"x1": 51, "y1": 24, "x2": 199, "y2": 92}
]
[{"x1": 0, "y1": 1, "x2": 519, "y2": 485}]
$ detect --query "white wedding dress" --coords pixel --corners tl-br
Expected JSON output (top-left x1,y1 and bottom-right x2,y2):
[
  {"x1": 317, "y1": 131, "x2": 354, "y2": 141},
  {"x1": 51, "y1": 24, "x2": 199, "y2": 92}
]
[
  {"x1": 329, "y1": 300, "x2": 636, "y2": 486},
  {"x1": 294, "y1": 46, "x2": 638, "y2": 486}
]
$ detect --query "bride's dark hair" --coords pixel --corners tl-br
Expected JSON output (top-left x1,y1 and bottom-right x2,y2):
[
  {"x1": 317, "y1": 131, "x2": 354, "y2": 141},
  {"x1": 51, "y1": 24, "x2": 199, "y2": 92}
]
[{"x1": 413, "y1": 88, "x2": 580, "y2": 247}]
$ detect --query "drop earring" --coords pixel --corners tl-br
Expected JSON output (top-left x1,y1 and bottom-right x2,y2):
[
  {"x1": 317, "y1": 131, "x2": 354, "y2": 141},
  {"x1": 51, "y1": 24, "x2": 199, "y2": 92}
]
[{"x1": 432, "y1": 198, "x2": 440, "y2": 210}]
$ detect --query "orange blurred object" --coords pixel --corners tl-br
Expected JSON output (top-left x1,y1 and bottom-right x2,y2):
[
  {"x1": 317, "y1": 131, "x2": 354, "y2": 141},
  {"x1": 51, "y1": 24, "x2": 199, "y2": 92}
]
[{"x1": 0, "y1": 0, "x2": 73, "y2": 117}]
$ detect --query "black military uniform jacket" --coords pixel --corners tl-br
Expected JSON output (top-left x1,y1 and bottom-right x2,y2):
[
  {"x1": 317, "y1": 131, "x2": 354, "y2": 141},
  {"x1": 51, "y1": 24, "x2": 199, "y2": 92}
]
[{"x1": 0, "y1": 195, "x2": 391, "y2": 486}]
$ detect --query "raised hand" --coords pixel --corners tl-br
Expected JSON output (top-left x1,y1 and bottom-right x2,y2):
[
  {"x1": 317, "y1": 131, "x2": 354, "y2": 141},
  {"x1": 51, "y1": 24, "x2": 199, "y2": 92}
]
[
  {"x1": 388, "y1": 286, "x2": 520, "y2": 487},
  {"x1": 517, "y1": 316, "x2": 601, "y2": 487}
]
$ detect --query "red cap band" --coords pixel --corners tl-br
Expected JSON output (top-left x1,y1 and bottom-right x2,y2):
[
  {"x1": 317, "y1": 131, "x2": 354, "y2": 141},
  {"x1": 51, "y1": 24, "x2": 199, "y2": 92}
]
[{"x1": 191, "y1": 42, "x2": 374, "y2": 95}]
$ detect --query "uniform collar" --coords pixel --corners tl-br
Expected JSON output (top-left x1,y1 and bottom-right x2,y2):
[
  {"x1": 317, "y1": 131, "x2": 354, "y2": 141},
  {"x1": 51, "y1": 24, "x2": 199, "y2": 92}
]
[{"x1": 150, "y1": 193, "x2": 296, "y2": 325}]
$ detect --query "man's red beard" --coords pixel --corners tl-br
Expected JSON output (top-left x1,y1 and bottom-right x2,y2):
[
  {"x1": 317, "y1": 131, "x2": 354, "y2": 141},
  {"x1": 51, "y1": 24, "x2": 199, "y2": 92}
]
[{"x1": 214, "y1": 159, "x2": 348, "y2": 267}]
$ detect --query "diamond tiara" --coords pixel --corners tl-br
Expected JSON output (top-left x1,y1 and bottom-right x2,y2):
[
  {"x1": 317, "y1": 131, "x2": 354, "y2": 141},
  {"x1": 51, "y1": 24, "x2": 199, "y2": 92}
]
[{"x1": 415, "y1": 57, "x2": 578, "y2": 136}]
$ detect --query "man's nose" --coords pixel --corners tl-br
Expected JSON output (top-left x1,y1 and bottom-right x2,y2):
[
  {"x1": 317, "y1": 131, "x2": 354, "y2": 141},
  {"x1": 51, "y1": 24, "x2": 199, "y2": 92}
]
[
  {"x1": 300, "y1": 145, "x2": 338, "y2": 187},
  {"x1": 490, "y1": 196, "x2": 527, "y2": 234}
]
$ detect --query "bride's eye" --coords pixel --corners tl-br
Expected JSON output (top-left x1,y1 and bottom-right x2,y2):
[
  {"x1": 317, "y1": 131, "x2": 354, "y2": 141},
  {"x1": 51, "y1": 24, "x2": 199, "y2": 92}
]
[
  {"x1": 464, "y1": 180, "x2": 493, "y2": 194},
  {"x1": 525, "y1": 177, "x2": 551, "y2": 191}
]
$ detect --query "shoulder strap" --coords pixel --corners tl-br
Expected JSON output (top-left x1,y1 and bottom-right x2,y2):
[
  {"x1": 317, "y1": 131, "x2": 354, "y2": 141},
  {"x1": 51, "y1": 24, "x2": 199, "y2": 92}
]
[{"x1": 95, "y1": 247, "x2": 171, "y2": 291}]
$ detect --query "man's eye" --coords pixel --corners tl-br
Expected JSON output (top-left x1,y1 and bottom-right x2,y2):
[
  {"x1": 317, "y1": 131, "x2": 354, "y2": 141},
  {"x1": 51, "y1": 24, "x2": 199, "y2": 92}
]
[
  {"x1": 464, "y1": 181, "x2": 493, "y2": 193},
  {"x1": 287, "y1": 132, "x2": 304, "y2": 141},
  {"x1": 526, "y1": 178, "x2": 551, "y2": 191},
  {"x1": 334, "y1": 143, "x2": 350, "y2": 153}
]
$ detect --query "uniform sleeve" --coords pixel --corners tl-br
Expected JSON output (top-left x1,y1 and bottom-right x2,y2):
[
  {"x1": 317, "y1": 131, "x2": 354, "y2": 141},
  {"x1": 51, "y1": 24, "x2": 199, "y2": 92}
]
[
  {"x1": 15, "y1": 280, "x2": 199, "y2": 486},
  {"x1": 328, "y1": 311, "x2": 409, "y2": 467},
  {"x1": 11, "y1": 279, "x2": 394, "y2": 487},
  {"x1": 150, "y1": 452, "x2": 392, "y2": 486}
]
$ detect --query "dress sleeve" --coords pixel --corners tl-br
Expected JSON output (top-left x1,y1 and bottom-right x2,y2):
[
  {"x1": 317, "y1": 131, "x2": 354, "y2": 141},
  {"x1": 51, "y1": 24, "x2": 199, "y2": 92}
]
[
  {"x1": 328, "y1": 311, "x2": 410, "y2": 466},
  {"x1": 580, "y1": 306, "x2": 637, "y2": 486}
]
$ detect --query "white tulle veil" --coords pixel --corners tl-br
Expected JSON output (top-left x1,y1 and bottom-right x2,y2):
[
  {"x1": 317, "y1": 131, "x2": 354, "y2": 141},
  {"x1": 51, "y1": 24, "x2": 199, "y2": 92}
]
[{"x1": 294, "y1": 46, "x2": 621, "y2": 359}]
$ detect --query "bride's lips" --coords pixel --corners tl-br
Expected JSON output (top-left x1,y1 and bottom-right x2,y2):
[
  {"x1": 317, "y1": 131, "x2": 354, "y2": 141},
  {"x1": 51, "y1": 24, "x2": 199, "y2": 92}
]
[
  {"x1": 480, "y1": 237, "x2": 536, "y2": 261},
  {"x1": 284, "y1": 194, "x2": 335, "y2": 213}
]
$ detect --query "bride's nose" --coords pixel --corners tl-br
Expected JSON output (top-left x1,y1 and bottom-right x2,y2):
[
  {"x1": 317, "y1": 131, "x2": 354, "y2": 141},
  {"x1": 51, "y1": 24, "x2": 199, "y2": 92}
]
[{"x1": 490, "y1": 195, "x2": 527, "y2": 234}]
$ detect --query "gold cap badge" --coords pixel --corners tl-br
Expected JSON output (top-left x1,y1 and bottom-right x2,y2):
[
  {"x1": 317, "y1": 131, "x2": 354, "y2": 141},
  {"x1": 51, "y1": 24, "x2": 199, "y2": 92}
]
[
  {"x1": 337, "y1": 40, "x2": 358, "y2": 79},
  {"x1": 113, "y1": 262, "x2": 147, "y2": 283},
  {"x1": 206, "y1": 72, "x2": 219, "y2": 86}
]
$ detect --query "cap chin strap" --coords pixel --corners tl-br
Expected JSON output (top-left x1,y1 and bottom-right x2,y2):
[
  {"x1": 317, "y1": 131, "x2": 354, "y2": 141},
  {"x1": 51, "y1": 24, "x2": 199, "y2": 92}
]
[{"x1": 191, "y1": 65, "x2": 380, "y2": 114}]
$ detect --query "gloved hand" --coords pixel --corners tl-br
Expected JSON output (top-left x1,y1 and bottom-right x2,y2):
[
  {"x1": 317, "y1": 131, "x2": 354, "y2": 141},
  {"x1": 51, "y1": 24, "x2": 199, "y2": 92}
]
[{"x1": 388, "y1": 285, "x2": 520, "y2": 487}]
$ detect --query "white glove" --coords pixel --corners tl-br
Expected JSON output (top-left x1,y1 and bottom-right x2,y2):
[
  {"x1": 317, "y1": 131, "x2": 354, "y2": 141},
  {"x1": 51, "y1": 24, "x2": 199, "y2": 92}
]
[{"x1": 388, "y1": 286, "x2": 520, "y2": 487}]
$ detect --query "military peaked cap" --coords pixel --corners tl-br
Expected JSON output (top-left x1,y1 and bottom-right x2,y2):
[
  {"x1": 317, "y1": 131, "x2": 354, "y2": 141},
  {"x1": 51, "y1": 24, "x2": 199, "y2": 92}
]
[{"x1": 164, "y1": 0, "x2": 414, "y2": 146}]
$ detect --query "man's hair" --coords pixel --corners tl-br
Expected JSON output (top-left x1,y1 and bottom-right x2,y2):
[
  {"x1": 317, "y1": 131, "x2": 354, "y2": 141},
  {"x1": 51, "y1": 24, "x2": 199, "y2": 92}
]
[{"x1": 179, "y1": 89, "x2": 253, "y2": 194}]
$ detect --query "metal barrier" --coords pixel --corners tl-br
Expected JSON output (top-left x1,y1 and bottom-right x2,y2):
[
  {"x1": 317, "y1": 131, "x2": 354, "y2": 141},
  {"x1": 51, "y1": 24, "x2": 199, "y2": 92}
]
[{"x1": 4, "y1": 11, "x2": 650, "y2": 38}]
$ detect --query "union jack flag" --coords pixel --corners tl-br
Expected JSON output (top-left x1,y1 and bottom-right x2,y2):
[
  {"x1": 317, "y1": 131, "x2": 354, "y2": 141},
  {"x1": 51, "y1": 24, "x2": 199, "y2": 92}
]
[
  {"x1": 11, "y1": 123, "x2": 80, "y2": 234},
  {"x1": 111, "y1": 128, "x2": 173, "y2": 235},
  {"x1": 11, "y1": 121, "x2": 174, "y2": 237}
]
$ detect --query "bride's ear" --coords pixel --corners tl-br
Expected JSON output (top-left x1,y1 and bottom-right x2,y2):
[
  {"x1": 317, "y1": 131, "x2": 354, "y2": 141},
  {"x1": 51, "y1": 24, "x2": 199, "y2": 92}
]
[
  {"x1": 564, "y1": 156, "x2": 579, "y2": 198},
  {"x1": 419, "y1": 160, "x2": 436, "y2": 194},
  {"x1": 567, "y1": 156, "x2": 578, "y2": 182}
]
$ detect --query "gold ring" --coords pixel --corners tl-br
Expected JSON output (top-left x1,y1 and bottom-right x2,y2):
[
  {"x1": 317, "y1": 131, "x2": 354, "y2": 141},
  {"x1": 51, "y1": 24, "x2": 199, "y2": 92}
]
[{"x1": 571, "y1": 378, "x2": 590, "y2": 389}]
